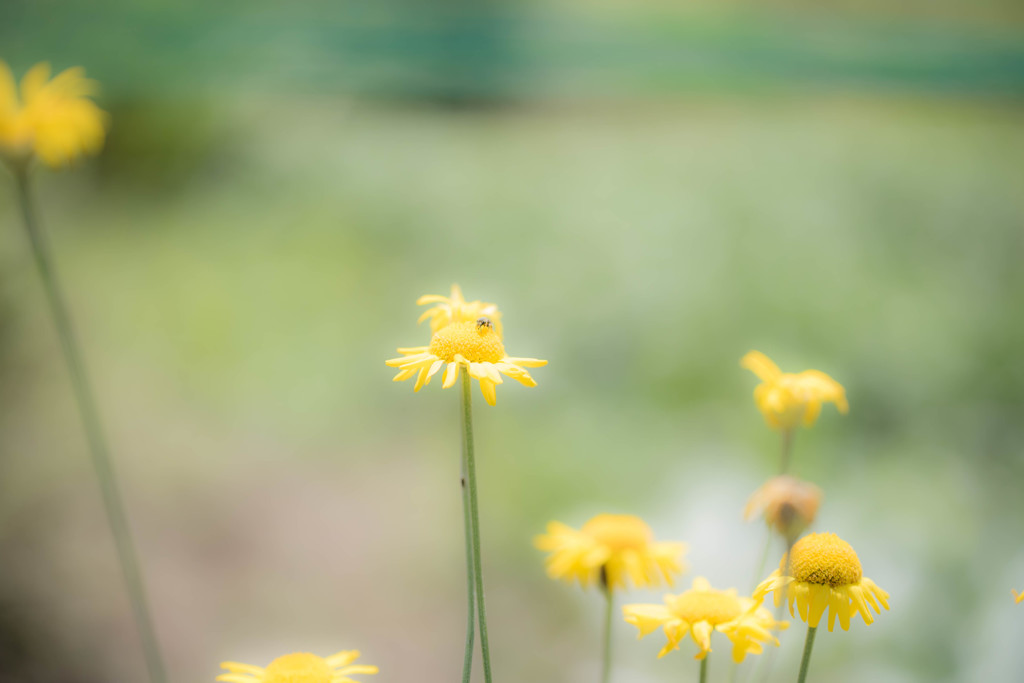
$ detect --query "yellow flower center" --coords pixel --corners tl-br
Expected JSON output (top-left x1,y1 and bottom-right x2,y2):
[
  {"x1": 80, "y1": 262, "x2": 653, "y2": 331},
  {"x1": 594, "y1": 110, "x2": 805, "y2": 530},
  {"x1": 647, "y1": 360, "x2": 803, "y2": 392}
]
[
  {"x1": 581, "y1": 514, "x2": 654, "y2": 552},
  {"x1": 786, "y1": 532, "x2": 863, "y2": 587},
  {"x1": 670, "y1": 589, "x2": 743, "y2": 625},
  {"x1": 263, "y1": 653, "x2": 333, "y2": 683},
  {"x1": 428, "y1": 320, "x2": 505, "y2": 363}
]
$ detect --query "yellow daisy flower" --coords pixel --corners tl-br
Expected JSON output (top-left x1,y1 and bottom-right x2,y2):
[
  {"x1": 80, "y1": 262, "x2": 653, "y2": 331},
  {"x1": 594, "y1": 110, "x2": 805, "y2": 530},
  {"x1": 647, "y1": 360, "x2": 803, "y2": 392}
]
[
  {"x1": 0, "y1": 61, "x2": 106, "y2": 168},
  {"x1": 217, "y1": 651, "x2": 378, "y2": 683},
  {"x1": 755, "y1": 532, "x2": 889, "y2": 631},
  {"x1": 623, "y1": 577, "x2": 787, "y2": 662},
  {"x1": 1013, "y1": 590, "x2": 1024, "y2": 604},
  {"x1": 417, "y1": 284, "x2": 503, "y2": 337},
  {"x1": 744, "y1": 475, "x2": 823, "y2": 541},
  {"x1": 386, "y1": 318, "x2": 545, "y2": 406},
  {"x1": 741, "y1": 351, "x2": 848, "y2": 430},
  {"x1": 534, "y1": 514, "x2": 687, "y2": 591}
]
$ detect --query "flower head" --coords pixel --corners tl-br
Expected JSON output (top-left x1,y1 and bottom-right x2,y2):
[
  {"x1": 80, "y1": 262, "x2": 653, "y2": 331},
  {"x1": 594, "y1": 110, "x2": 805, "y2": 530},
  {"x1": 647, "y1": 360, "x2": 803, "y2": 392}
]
[
  {"x1": 755, "y1": 532, "x2": 889, "y2": 631},
  {"x1": 744, "y1": 475, "x2": 823, "y2": 541},
  {"x1": 1013, "y1": 590, "x2": 1024, "y2": 604},
  {"x1": 417, "y1": 284, "x2": 502, "y2": 337},
  {"x1": 534, "y1": 514, "x2": 686, "y2": 591},
  {"x1": 386, "y1": 317, "x2": 545, "y2": 406},
  {"x1": 217, "y1": 651, "x2": 378, "y2": 683},
  {"x1": 741, "y1": 351, "x2": 848, "y2": 430},
  {"x1": 0, "y1": 61, "x2": 106, "y2": 168},
  {"x1": 623, "y1": 577, "x2": 787, "y2": 662}
]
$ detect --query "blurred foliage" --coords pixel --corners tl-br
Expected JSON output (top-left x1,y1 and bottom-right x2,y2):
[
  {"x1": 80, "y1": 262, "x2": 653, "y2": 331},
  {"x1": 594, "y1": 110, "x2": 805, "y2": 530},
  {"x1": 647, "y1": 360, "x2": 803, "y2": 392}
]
[
  {"x1": 2, "y1": 1, "x2": 1024, "y2": 100},
  {"x1": 0, "y1": 2, "x2": 1023, "y2": 683}
]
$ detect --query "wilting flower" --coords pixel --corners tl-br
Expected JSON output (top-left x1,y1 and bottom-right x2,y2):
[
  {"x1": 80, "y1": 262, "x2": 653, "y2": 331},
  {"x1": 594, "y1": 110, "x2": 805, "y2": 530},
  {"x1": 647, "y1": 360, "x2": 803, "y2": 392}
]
[
  {"x1": 1013, "y1": 590, "x2": 1024, "y2": 604},
  {"x1": 0, "y1": 61, "x2": 106, "y2": 167},
  {"x1": 535, "y1": 514, "x2": 686, "y2": 591},
  {"x1": 755, "y1": 532, "x2": 889, "y2": 631},
  {"x1": 217, "y1": 651, "x2": 378, "y2": 683},
  {"x1": 744, "y1": 475, "x2": 823, "y2": 540},
  {"x1": 417, "y1": 284, "x2": 503, "y2": 336},
  {"x1": 741, "y1": 351, "x2": 848, "y2": 430},
  {"x1": 386, "y1": 317, "x2": 545, "y2": 406},
  {"x1": 623, "y1": 577, "x2": 786, "y2": 662}
]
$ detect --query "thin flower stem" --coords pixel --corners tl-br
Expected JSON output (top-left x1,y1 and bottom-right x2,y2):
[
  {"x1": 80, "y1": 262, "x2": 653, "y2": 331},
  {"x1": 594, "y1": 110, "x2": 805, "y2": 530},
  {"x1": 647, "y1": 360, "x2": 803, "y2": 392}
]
[
  {"x1": 779, "y1": 428, "x2": 795, "y2": 474},
  {"x1": 699, "y1": 657, "x2": 708, "y2": 683},
  {"x1": 460, "y1": 367, "x2": 492, "y2": 683},
  {"x1": 753, "y1": 537, "x2": 796, "y2": 683},
  {"x1": 460, "y1": 412, "x2": 476, "y2": 683},
  {"x1": 600, "y1": 578, "x2": 613, "y2": 683},
  {"x1": 751, "y1": 531, "x2": 773, "y2": 590},
  {"x1": 796, "y1": 626, "x2": 817, "y2": 683},
  {"x1": 12, "y1": 166, "x2": 167, "y2": 683}
]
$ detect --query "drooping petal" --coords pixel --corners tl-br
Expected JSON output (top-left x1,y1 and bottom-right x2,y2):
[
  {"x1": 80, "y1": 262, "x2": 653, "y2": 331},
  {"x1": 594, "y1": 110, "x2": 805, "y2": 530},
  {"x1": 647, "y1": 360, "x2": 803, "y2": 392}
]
[
  {"x1": 219, "y1": 662, "x2": 265, "y2": 675},
  {"x1": 741, "y1": 351, "x2": 782, "y2": 382},
  {"x1": 622, "y1": 603, "x2": 675, "y2": 638},
  {"x1": 689, "y1": 621, "x2": 714, "y2": 659}
]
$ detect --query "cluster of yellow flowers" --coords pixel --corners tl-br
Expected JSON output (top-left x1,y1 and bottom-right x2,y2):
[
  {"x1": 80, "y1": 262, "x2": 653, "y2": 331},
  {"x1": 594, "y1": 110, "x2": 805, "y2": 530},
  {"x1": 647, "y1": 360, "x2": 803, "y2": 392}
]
[{"x1": 533, "y1": 351, "x2": 890, "y2": 681}]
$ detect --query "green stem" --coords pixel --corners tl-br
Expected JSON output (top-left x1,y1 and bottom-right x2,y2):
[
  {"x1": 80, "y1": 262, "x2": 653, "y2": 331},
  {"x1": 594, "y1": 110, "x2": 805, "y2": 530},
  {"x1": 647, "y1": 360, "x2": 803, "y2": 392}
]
[
  {"x1": 600, "y1": 579, "x2": 613, "y2": 683},
  {"x1": 460, "y1": 407, "x2": 476, "y2": 683},
  {"x1": 796, "y1": 626, "x2": 817, "y2": 683},
  {"x1": 751, "y1": 530, "x2": 773, "y2": 590},
  {"x1": 460, "y1": 367, "x2": 492, "y2": 683},
  {"x1": 779, "y1": 428, "x2": 795, "y2": 474},
  {"x1": 699, "y1": 657, "x2": 708, "y2": 683},
  {"x1": 12, "y1": 166, "x2": 167, "y2": 683},
  {"x1": 752, "y1": 537, "x2": 796, "y2": 683}
]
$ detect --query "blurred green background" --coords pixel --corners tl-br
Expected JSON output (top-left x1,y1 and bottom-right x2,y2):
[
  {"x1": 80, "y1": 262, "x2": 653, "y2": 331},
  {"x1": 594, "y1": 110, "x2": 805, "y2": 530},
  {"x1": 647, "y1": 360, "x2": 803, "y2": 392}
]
[{"x1": 1, "y1": 0, "x2": 1023, "y2": 682}]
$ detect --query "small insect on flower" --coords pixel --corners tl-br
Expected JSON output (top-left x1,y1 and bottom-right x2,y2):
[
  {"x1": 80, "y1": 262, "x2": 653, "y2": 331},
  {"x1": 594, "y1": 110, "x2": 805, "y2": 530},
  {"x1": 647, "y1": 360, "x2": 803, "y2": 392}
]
[
  {"x1": 417, "y1": 284, "x2": 503, "y2": 336},
  {"x1": 623, "y1": 577, "x2": 787, "y2": 662},
  {"x1": 741, "y1": 351, "x2": 848, "y2": 430},
  {"x1": 217, "y1": 651, "x2": 378, "y2": 683},
  {"x1": 387, "y1": 294, "x2": 546, "y2": 405},
  {"x1": 534, "y1": 514, "x2": 687, "y2": 592},
  {"x1": 0, "y1": 61, "x2": 107, "y2": 168},
  {"x1": 755, "y1": 532, "x2": 889, "y2": 631}
]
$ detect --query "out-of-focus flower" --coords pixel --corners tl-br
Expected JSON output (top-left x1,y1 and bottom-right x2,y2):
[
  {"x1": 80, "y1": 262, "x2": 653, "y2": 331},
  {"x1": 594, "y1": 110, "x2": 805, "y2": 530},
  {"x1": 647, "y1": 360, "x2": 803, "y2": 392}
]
[
  {"x1": 417, "y1": 284, "x2": 503, "y2": 336},
  {"x1": 386, "y1": 318, "x2": 545, "y2": 406},
  {"x1": 1013, "y1": 590, "x2": 1024, "y2": 604},
  {"x1": 755, "y1": 532, "x2": 889, "y2": 631},
  {"x1": 741, "y1": 351, "x2": 848, "y2": 430},
  {"x1": 0, "y1": 61, "x2": 106, "y2": 168},
  {"x1": 623, "y1": 577, "x2": 786, "y2": 662},
  {"x1": 744, "y1": 475, "x2": 823, "y2": 540},
  {"x1": 535, "y1": 514, "x2": 686, "y2": 591},
  {"x1": 217, "y1": 651, "x2": 378, "y2": 683}
]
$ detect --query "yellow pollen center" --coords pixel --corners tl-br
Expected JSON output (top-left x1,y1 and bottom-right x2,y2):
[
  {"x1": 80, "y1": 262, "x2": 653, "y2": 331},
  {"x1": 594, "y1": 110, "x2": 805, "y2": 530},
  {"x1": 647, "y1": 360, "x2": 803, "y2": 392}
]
[
  {"x1": 786, "y1": 532, "x2": 863, "y2": 587},
  {"x1": 582, "y1": 514, "x2": 654, "y2": 552},
  {"x1": 428, "y1": 321, "x2": 506, "y2": 363},
  {"x1": 670, "y1": 589, "x2": 743, "y2": 625},
  {"x1": 263, "y1": 653, "x2": 333, "y2": 683}
]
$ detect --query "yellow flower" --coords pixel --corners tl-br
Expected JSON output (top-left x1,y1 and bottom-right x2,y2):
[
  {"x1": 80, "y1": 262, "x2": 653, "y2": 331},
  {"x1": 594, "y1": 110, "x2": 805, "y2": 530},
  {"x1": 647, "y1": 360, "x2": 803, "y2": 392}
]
[
  {"x1": 417, "y1": 284, "x2": 503, "y2": 337},
  {"x1": 623, "y1": 577, "x2": 787, "y2": 662},
  {"x1": 744, "y1": 475, "x2": 823, "y2": 541},
  {"x1": 1013, "y1": 590, "x2": 1024, "y2": 604},
  {"x1": 754, "y1": 532, "x2": 889, "y2": 631},
  {"x1": 534, "y1": 514, "x2": 687, "y2": 591},
  {"x1": 741, "y1": 351, "x2": 848, "y2": 430},
  {"x1": 386, "y1": 318, "x2": 545, "y2": 406},
  {"x1": 217, "y1": 651, "x2": 378, "y2": 683},
  {"x1": 0, "y1": 61, "x2": 106, "y2": 168}
]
